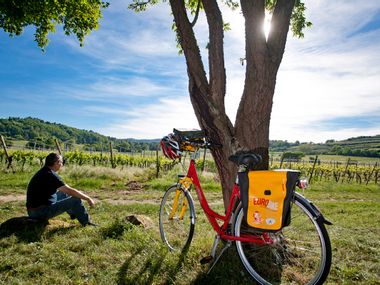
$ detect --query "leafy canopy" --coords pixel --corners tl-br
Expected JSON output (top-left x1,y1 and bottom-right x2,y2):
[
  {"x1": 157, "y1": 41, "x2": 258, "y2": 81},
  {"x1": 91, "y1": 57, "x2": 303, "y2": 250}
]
[
  {"x1": 0, "y1": 0, "x2": 311, "y2": 50},
  {"x1": 0, "y1": 0, "x2": 109, "y2": 50},
  {"x1": 129, "y1": 0, "x2": 311, "y2": 38}
]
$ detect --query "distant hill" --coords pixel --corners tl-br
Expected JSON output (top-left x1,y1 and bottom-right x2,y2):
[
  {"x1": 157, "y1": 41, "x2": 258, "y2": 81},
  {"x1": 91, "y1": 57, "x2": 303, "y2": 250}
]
[
  {"x1": 270, "y1": 135, "x2": 380, "y2": 158},
  {"x1": 0, "y1": 117, "x2": 379, "y2": 157},
  {"x1": 0, "y1": 117, "x2": 159, "y2": 152}
]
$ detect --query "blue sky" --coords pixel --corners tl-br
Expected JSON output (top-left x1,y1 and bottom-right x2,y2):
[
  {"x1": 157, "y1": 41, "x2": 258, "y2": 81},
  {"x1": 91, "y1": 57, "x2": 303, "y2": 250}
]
[{"x1": 0, "y1": 0, "x2": 379, "y2": 143}]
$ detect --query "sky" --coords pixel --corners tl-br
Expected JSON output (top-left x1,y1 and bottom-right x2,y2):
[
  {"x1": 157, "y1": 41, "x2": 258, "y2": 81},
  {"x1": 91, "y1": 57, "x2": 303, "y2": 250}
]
[{"x1": 0, "y1": 0, "x2": 379, "y2": 143}]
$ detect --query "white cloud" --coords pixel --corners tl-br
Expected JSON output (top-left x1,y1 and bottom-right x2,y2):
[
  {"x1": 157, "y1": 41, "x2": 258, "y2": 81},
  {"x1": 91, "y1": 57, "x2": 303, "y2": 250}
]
[
  {"x1": 60, "y1": 2, "x2": 183, "y2": 74},
  {"x1": 265, "y1": 0, "x2": 380, "y2": 142},
  {"x1": 57, "y1": 76, "x2": 184, "y2": 104},
  {"x1": 6, "y1": 0, "x2": 376, "y2": 142},
  {"x1": 88, "y1": 0, "x2": 380, "y2": 142},
  {"x1": 97, "y1": 96, "x2": 199, "y2": 139}
]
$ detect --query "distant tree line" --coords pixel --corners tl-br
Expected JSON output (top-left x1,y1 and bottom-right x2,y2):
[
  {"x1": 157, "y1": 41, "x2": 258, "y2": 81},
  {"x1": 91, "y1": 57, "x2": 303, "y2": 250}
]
[
  {"x1": 1, "y1": 117, "x2": 379, "y2": 157},
  {"x1": 0, "y1": 117, "x2": 159, "y2": 153}
]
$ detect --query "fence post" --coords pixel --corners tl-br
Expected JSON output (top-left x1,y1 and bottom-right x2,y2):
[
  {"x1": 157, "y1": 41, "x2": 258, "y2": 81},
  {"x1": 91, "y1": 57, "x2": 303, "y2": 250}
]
[
  {"x1": 109, "y1": 142, "x2": 116, "y2": 168},
  {"x1": 0, "y1": 135, "x2": 15, "y2": 172},
  {"x1": 156, "y1": 146, "x2": 159, "y2": 178},
  {"x1": 308, "y1": 155, "x2": 318, "y2": 183},
  {"x1": 280, "y1": 155, "x2": 285, "y2": 168},
  {"x1": 366, "y1": 162, "x2": 378, "y2": 185},
  {"x1": 341, "y1": 158, "x2": 351, "y2": 183},
  {"x1": 201, "y1": 148, "x2": 207, "y2": 172},
  {"x1": 55, "y1": 139, "x2": 62, "y2": 155}
]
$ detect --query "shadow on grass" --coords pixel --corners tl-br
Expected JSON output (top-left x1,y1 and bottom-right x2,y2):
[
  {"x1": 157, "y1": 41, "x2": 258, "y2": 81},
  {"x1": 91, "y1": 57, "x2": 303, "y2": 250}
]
[
  {"x1": 101, "y1": 219, "x2": 134, "y2": 240},
  {"x1": 0, "y1": 216, "x2": 49, "y2": 242},
  {"x1": 117, "y1": 243, "x2": 191, "y2": 285},
  {"x1": 191, "y1": 246, "x2": 269, "y2": 285},
  {"x1": 163, "y1": 243, "x2": 191, "y2": 285},
  {"x1": 0, "y1": 216, "x2": 75, "y2": 242},
  {"x1": 117, "y1": 245, "x2": 165, "y2": 285}
]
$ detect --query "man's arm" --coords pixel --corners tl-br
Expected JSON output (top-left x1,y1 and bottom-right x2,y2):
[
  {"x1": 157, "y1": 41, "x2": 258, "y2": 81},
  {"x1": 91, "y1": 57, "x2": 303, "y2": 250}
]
[{"x1": 58, "y1": 185, "x2": 95, "y2": 207}]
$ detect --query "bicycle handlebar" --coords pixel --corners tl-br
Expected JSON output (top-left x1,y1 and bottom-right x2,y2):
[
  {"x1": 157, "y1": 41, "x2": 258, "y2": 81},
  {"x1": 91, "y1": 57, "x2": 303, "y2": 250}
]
[{"x1": 184, "y1": 139, "x2": 222, "y2": 150}]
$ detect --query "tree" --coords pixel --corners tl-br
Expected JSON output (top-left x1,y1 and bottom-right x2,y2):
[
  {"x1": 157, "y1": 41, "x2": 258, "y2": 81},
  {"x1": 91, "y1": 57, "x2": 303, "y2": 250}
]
[
  {"x1": 130, "y1": 0, "x2": 310, "y2": 208},
  {"x1": 1, "y1": 0, "x2": 310, "y2": 209},
  {"x1": 0, "y1": 0, "x2": 108, "y2": 49}
]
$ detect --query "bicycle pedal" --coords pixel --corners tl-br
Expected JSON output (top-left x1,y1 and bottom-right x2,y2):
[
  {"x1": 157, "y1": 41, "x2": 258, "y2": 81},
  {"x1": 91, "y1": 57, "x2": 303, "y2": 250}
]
[{"x1": 200, "y1": 255, "x2": 213, "y2": 264}]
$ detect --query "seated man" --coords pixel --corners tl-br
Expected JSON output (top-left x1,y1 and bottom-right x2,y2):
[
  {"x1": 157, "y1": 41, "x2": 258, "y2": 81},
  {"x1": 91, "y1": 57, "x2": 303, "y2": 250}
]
[{"x1": 26, "y1": 153, "x2": 96, "y2": 226}]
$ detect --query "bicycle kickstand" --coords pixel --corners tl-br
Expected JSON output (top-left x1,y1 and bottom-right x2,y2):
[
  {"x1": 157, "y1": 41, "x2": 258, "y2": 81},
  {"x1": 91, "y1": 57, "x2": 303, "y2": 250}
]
[{"x1": 200, "y1": 235, "x2": 232, "y2": 274}]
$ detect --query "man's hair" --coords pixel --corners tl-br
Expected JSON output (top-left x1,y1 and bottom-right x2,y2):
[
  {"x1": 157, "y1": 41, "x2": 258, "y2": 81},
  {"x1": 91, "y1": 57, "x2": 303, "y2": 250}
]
[{"x1": 45, "y1": 153, "x2": 61, "y2": 167}]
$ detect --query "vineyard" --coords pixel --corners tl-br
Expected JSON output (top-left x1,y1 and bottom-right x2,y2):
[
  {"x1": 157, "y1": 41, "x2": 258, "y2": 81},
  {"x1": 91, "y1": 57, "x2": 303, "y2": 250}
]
[
  {"x1": 0, "y1": 148, "x2": 379, "y2": 185},
  {"x1": 0, "y1": 149, "x2": 176, "y2": 174}
]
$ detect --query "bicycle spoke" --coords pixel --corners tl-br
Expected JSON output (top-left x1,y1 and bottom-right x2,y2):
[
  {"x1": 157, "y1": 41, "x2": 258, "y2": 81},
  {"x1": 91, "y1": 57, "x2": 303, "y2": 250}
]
[
  {"x1": 159, "y1": 186, "x2": 195, "y2": 251},
  {"x1": 234, "y1": 195, "x2": 331, "y2": 285}
]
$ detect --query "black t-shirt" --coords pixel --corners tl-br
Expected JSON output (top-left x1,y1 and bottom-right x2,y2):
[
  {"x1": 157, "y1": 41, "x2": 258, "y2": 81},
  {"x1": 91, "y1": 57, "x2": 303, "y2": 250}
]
[{"x1": 26, "y1": 166, "x2": 65, "y2": 208}]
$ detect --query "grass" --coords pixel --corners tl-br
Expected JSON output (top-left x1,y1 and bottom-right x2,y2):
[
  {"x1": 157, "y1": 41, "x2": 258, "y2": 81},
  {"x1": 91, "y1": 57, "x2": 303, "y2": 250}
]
[{"x1": 0, "y1": 165, "x2": 379, "y2": 284}]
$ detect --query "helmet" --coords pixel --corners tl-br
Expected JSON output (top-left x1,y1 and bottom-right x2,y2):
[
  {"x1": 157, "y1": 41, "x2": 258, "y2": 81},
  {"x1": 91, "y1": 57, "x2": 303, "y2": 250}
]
[{"x1": 160, "y1": 134, "x2": 181, "y2": 160}]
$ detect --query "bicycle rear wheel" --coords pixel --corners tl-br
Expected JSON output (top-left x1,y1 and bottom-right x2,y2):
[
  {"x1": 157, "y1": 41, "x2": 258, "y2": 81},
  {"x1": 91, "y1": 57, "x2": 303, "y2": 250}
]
[
  {"x1": 233, "y1": 193, "x2": 331, "y2": 285},
  {"x1": 159, "y1": 185, "x2": 195, "y2": 251}
]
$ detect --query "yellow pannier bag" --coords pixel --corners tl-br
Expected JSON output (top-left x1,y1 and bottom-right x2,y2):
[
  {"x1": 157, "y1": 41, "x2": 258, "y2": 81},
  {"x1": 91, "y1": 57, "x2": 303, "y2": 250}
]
[{"x1": 245, "y1": 170, "x2": 299, "y2": 231}]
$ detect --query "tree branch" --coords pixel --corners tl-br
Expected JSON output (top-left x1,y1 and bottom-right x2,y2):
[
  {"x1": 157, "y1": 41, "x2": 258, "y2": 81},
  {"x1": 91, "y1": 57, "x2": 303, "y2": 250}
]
[
  {"x1": 190, "y1": 0, "x2": 201, "y2": 27},
  {"x1": 169, "y1": 0, "x2": 208, "y2": 95},
  {"x1": 202, "y1": 0, "x2": 226, "y2": 108},
  {"x1": 240, "y1": 0, "x2": 267, "y2": 63},
  {"x1": 267, "y1": 0, "x2": 295, "y2": 65}
]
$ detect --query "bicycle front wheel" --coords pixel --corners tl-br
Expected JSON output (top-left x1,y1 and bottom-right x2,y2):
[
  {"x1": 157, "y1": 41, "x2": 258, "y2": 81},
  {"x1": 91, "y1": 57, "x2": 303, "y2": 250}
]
[
  {"x1": 234, "y1": 193, "x2": 331, "y2": 285},
  {"x1": 159, "y1": 185, "x2": 195, "y2": 251}
]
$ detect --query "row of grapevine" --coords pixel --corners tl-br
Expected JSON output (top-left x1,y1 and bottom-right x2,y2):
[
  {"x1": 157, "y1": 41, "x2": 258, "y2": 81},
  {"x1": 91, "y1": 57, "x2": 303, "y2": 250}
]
[
  {"x1": 0, "y1": 149, "x2": 176, "y2": 173},
  {"x1": 1, "y1": 149, "x2": 378, "y2": 184},
  {"x1": 274, "y1": 161, "x2": 379, "y2": 184}
]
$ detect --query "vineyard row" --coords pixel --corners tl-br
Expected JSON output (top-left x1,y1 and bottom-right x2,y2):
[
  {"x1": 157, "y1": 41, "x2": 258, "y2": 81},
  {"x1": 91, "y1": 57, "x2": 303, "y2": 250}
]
[{"x1": 0, "y1": 149, "x2": 378, "y2": 184}]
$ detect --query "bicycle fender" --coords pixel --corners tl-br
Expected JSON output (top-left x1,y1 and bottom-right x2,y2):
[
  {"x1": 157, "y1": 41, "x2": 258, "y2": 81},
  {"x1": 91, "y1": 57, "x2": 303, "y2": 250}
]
[{"x1": 295, "y1": 193, "x2": 333, "y2": 226}]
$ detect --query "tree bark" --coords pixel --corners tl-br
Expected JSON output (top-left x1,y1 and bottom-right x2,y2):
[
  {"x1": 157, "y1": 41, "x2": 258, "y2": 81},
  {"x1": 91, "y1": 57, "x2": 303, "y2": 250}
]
[
  {"x1": 169, "y1": 0, "x2": 295, "y2": 209},
  {"x1": 235, "y1": 0, "x2": 295, "y2": 170}
]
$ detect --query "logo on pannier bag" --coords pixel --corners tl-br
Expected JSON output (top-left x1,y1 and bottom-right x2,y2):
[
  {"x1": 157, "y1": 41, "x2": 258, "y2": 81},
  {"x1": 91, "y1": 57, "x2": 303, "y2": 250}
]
[
  {"x1": 266, "y1": 218, "x2": 276, "y2": 225},
  {"x1": 253, "y1": 198, "x2": 269, "y2": 207},
  {"x1": 253, "y1": 198, "x2": 279, "y2": 211}
]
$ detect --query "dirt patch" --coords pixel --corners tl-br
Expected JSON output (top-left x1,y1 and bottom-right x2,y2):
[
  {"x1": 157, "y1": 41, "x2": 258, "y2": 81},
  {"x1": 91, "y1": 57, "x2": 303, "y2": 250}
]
[
  {"x1": 101, "y1": 198, "x2": 159, "y2": 205},
  {"x1": 124, "y1": 181, "x2": 143, "y2": 191},
  {"x1": 0, "y1": 194, "x2": 24, "y2": 203}
]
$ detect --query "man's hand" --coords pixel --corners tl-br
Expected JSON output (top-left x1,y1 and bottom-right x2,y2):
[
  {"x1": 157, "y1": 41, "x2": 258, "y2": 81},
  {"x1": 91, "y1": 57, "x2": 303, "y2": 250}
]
[{"x1": 87, "y1": 197, "x2": 95, "y2": 207}]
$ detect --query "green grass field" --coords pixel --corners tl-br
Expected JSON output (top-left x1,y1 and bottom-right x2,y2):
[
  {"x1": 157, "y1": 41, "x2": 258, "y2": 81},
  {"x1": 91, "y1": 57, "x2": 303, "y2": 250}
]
[{"x1": 0, "y1": 165, "x2": 379, "y2": 284}]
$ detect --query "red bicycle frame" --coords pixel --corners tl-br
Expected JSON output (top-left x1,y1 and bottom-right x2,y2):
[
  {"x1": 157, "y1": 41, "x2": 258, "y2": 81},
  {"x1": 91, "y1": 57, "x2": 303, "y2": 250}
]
[{"x1": 185, "y1": 158, "x2": 271, "y2": 245}]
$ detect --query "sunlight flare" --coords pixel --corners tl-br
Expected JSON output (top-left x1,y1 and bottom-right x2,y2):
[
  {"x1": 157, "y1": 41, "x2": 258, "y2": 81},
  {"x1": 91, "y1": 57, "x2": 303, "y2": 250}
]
[{"x1": 264, "y1": 11, "x2": 272, "y2": 40}]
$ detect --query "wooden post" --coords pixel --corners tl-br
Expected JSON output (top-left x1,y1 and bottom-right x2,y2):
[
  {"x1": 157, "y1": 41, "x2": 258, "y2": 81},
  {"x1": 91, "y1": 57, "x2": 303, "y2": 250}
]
[
  {"x1": 0, "y1": 135, "x2": 14, "y2": 172},
  {"x1": 109, "y1": 142, "x2": 116, "y2": 168},
  {"x1": 341, "y1": 158, "x2": 351, "y2": 183},
  {"x1": 308, "y1": 155, "x2": 318, "y2": 184},
  {"x1": 279, "y1": 155, "x2": 285, "y2": 168},
  {"x1": 156, "y1": 146, "x2": 159, "y2": 178},
  {"x1": 201, "y1": 147, "x2": 207, "y2": 172},
  {"x1": 54, "y1": 139, "x2": 62, "y2": 155},
  {"x1": 366, "y1": 162, "x2": 378, "y2": 185}
]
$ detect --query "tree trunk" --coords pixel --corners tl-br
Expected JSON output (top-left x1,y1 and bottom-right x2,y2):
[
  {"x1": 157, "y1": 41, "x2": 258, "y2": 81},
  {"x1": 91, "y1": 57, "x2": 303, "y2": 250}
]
[{"x1": 170, "y1": 0, "x2": 295, "y2": 209}]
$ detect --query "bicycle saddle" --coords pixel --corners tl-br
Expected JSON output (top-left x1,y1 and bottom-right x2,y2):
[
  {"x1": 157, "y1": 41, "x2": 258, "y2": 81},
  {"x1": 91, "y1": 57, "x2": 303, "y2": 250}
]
[{"x1": 229, "y1": 151, "x2": 262, "y2": 170}]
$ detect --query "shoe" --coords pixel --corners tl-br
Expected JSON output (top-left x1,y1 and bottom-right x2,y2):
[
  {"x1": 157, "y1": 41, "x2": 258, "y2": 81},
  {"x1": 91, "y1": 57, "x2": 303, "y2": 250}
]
[{"x1": 83, "y1": 222, "x2": 98, "y2": 227}]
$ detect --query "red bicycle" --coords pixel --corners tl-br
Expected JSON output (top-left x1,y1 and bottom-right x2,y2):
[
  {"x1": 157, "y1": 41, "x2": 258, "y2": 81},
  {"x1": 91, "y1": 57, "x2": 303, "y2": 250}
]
[{"x1": 159, "y1": 130, "x2": 331, "y2": 285}]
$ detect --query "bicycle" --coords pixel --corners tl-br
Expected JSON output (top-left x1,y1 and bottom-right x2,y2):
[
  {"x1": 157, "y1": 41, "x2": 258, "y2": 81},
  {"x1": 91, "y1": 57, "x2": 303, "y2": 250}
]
[{"x1": 159, "y1": 129, "x2": 332, "y2": 285}]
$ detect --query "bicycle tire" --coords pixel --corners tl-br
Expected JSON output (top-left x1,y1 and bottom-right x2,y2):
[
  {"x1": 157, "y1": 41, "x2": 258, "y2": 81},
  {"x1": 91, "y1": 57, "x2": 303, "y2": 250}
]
[
  {"x1": 233, "y1": 192, "x2": 332, "y2": 285},
  {"x1": 159, "y1": 185, "x2": 196, "y2": 251}
]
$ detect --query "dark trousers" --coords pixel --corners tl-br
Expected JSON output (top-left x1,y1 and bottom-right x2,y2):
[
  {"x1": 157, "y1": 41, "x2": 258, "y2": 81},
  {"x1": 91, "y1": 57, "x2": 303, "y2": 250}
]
[{"x1": 28, "y1": 192, "x2": 90, "y2": 225}]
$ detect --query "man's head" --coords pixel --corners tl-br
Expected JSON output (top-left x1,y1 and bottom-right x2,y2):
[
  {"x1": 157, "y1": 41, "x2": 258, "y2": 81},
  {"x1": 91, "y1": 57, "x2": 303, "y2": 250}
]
[{"x1": 45, "y1": 153, "x2": 63, "y2": 171}]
